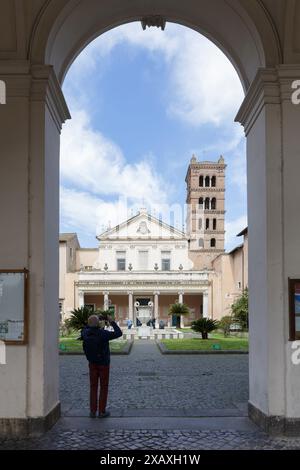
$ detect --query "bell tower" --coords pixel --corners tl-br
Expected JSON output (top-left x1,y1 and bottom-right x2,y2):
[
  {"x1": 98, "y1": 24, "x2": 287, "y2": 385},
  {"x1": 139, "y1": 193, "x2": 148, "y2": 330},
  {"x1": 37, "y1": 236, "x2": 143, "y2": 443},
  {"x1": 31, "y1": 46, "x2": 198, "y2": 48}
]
[{"x1": 186, "y1": 155, "x2": 226, "y2": 269}]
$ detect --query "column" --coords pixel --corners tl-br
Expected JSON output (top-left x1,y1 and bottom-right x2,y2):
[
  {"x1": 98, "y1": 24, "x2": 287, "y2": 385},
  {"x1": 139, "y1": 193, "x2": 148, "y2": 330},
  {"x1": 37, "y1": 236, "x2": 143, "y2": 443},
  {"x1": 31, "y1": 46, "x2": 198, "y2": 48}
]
[
  {"x1": 154, "y1": 291, "x2": 159, "y2": 327},
  {"x1": 235, "y1": 66, "x2": 300, "y2": 433},
  {"x1": 202, "y1": 291, "x2": 209, "y2": 318},
  {"x1": 178, "y1": 292, "x2": 184, "y2": 327},
  {"x1": 103, "y1": 292, "x2": 109, "y2": 311},
  {"x1": 78, "y1": 291, "x2": 85, "y2": 308},
  {"x1": 0, "y1": 64, "x2": 70, "y2": 436},
  {"x1": 128, "y1": 291, "x2": 134, "y2": 322}
]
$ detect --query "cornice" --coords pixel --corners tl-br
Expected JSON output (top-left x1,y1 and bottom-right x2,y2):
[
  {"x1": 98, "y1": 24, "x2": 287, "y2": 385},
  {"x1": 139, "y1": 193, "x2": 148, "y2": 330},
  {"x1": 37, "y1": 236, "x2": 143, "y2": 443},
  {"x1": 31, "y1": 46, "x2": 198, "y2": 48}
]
[
  {"x1": 189, "y1": 164, "x2": 226, "y2": 170},
  {"x1": 277, "y1": 65, "x2": 300, "y2": 102},
  {"x1": 0, "y1": 63, "x2": 71, "y2": 130},
  {"x1": 76, "y1": 280, "x2": 209, "y2": 288},
  {"x1": 203, "y1": 231, "x2": 225, "y2": 235},
  {"x1": 236, "y1": 65, "x2": 300, "y2": 136},
  {"x1": 30, "y1": 65, "x2": 71, "y2": 132},
  {"x1": 235, "y1": 67, "x2": 280, "y2": 135},
  {"x1": 99, "y1": 237, "x2": 188, "y2": 242},
  {"x1": 191, "y1": 210, "x2": 225, "y2": 215},
  {"x1": 0, "y1": 73, "x2": 31, "y2": 98},
  {"x1": 190, "y1": 188, "x2": 225, "y2": 192},
  {"x1": 189, "y1": 249, "x2": 225, "y2": 253}
]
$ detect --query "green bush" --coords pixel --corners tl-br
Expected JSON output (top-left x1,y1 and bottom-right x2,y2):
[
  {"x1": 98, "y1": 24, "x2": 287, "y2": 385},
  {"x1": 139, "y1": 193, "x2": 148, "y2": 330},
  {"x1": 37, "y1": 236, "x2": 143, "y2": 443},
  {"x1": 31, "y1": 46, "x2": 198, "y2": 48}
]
[
  {"x1": 231, "y1": 288, "x2": 249, "y2": 331},
  {"x1": 59, "y1": 320, "x2": 73, "y2": 337},
  {"x1": 218, "y1": 315, "x2": 233, "y2": 337}
]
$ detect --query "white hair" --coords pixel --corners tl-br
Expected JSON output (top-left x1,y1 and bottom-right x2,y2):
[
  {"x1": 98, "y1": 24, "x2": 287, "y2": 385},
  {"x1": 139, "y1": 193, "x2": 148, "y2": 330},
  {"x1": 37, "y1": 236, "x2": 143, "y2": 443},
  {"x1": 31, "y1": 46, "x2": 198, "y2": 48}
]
[{"x1": 88, "y1": 315, "x2": 99, "y2": 327}]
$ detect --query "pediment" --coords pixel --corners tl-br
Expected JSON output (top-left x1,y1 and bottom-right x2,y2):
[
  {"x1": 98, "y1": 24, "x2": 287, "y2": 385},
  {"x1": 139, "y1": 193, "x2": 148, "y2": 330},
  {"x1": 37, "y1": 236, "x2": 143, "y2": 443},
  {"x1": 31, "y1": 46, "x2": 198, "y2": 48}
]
[{"x1": 97, "y1": 211, "x2": 186, "y2": 240}]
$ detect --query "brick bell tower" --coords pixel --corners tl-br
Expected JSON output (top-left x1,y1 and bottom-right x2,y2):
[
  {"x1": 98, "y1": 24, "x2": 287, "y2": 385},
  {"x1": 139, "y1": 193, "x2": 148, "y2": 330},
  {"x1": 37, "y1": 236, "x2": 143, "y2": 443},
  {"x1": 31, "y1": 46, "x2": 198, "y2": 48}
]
[{"x1": 185, "y1": 154, "x2": 226, "y2": 269}]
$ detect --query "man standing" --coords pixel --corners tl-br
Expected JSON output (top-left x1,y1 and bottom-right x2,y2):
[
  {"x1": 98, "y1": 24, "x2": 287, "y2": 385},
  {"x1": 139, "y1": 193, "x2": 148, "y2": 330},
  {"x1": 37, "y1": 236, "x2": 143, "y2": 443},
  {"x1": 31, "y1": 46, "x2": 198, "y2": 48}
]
[{"x1": 82, "y1": 314, "x2": 122, "y2": 418}]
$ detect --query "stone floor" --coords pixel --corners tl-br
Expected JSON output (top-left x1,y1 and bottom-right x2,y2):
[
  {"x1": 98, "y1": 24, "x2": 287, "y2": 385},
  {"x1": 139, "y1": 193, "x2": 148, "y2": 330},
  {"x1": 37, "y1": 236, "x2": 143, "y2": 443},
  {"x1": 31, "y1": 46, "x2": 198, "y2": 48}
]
[
  {"x1": 1, "y1": 341, "x2": 300, "y2": 450},
  {"x1": 60, "y1": 340, "x2": 249, "y2": 415}
]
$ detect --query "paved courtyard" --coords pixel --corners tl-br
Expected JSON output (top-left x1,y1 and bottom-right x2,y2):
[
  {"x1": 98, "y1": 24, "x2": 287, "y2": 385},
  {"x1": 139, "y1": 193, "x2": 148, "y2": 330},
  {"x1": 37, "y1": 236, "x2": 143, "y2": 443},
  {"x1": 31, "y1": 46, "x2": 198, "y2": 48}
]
[
  {"x1": 1, "y1": 341, "x2": 300, "y2": 450},
  {"x1": 60, "y1": 340, "x2": 249, "y2": 416}
]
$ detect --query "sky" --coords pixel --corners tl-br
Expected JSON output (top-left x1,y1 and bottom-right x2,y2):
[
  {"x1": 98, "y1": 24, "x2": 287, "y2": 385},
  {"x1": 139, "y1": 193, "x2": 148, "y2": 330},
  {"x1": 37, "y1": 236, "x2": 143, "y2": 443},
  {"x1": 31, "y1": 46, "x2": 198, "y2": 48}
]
[{"x1": 60, "y1": 22, "x2": 247, "y2": 251}]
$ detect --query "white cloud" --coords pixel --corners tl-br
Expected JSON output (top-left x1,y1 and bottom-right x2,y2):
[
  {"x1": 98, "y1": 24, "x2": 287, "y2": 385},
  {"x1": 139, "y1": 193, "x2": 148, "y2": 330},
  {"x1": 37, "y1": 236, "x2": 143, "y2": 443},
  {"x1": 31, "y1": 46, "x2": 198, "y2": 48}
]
[
  {"x1": 225, "y1": 215, "x2": 248, "y2": 251},
  {"x1": 60, "y1": 188, "x2": 187, "y2": 246},
  {"x1": 60, "y1": 110, "x2": 169, "y2": 205},
  {"x1": 166, "y1": 32, "x2": 244, "y2": 126},
  {"x1": 60, "y1": 109, "x2": 173, "y2": 245},
  {"x1": 66, "y1": 23, "x2": 244, "y2": 127},
  {"x1": 60, "y1": 188, "x2": 135, "y2": 243},
  {"x1": 61, "y1": 22, "x2": 247, "y2": 245}
]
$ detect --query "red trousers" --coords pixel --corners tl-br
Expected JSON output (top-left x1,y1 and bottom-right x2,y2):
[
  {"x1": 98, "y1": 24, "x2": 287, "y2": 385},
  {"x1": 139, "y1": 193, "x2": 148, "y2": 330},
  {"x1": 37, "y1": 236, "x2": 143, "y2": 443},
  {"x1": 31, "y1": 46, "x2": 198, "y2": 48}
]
[{"x1": 89, "y1": 363, "x2": 110, "y2": 414}]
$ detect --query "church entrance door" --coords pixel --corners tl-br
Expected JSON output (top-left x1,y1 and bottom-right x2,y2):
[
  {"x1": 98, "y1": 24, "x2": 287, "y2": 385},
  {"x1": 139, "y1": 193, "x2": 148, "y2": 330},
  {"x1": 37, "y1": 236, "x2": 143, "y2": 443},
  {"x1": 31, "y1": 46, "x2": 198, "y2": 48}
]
[{"x1": 172, "y1": 315, "x2": 181, "y2": 328}]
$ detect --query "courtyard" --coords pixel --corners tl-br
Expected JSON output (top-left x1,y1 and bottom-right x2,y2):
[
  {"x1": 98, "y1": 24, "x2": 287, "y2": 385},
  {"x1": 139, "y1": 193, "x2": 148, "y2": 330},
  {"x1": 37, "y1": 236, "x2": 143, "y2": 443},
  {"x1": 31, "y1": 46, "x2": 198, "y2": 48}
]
[
  {"x1": 1, "y1": 342, "x2": 300, "y2": 450},
  {"x1": 60, "y1": 340, "x2": 249, "y2": 416}
]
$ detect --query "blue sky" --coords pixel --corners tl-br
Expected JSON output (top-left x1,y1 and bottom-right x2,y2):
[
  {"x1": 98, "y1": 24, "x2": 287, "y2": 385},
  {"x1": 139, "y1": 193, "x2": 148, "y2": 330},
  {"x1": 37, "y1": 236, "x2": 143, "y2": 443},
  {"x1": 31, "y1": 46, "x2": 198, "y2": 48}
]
[{"x1": 60, "y1": 22, "x2": 247, "y2": 250}]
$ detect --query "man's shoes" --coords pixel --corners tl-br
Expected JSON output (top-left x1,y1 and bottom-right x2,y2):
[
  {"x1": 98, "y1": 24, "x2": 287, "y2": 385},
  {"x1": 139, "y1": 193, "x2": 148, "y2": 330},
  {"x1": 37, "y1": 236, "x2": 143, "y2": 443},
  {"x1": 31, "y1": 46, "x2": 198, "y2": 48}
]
[
  {"x1": 89, "y1": 411, "x2": 96, "y2": 418},
  {"x1": 98, "y1": 410, "x2": 110, "y2": 418}
]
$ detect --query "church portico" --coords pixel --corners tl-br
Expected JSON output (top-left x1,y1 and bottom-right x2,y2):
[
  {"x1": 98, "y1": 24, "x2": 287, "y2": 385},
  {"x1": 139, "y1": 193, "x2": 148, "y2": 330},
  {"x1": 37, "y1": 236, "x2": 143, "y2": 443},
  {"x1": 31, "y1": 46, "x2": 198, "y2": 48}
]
[{"x1": 76, "y1": 270, "x2": 208, "y2": 327}]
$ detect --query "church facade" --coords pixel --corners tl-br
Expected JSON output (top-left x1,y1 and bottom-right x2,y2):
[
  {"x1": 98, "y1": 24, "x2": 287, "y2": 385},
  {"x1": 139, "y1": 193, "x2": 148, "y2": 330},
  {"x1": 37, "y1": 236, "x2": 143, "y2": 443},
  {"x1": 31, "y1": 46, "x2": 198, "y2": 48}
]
[{"x1": 59, "y1": 156, "x2": 248, "y2": 326}]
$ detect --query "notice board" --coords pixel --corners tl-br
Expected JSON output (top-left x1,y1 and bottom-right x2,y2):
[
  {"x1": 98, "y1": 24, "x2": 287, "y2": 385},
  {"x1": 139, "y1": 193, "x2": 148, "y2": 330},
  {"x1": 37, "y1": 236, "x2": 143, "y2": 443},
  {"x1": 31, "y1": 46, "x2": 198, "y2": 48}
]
[{"x1": 0, "y1": 269, "x2": 29, "y2": 344}]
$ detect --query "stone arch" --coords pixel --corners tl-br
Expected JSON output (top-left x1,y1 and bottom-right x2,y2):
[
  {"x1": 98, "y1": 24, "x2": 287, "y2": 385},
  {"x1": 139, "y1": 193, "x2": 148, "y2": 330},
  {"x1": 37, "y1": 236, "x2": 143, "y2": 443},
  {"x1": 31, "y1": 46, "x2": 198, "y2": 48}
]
[{"x1": 29, "y1": 0, "x2": 282, "y2": 89}]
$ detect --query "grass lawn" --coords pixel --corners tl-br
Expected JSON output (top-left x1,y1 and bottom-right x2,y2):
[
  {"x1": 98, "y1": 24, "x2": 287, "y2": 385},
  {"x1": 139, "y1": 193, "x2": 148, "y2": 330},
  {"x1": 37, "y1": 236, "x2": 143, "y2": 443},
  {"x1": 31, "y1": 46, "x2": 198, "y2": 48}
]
[
  {"x1": 161, "y1": 334, "x2": 248, "y2": 351},
  {"x1": 59, "y1": 331, "x2": 128, "y2": 353}
]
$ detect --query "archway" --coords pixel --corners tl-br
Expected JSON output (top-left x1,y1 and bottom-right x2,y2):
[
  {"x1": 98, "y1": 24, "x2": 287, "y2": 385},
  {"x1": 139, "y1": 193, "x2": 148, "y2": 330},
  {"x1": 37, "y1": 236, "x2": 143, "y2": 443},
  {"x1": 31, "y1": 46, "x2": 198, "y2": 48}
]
[{"x1": 0, "y1": 0, "x2": 300, "y2": 437}]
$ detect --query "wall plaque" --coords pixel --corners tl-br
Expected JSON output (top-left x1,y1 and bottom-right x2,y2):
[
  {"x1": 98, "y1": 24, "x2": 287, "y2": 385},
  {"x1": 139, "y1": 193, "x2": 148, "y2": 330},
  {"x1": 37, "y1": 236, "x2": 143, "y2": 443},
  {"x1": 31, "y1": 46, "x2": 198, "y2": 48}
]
[{"x1": 0, "y1": 269, "x2": 29, "y2": 344}]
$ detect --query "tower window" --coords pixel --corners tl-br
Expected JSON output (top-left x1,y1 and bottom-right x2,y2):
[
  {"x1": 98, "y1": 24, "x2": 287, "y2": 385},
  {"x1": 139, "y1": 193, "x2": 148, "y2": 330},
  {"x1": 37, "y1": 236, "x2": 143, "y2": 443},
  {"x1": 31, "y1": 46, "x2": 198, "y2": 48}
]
[
  {"x1": 198, "y1": 197, "x2": 203, "y2": 208},
  {"x1": 205, "y1": 218, "x2": 210, "y2": 230},
  {"x1": 210, "y1": 238, "x2": 216, "y2": 248},
  {"x1": 211, "y1": 176, "x2": 216, "y2": 187},
  {"x1": 198, "y1": 218, "x2": 203, "y2": 230},
  {"x1": 205, "y1": 197, "x2": 210, "y2": 210},
  {"x1": 205, "y1": 176, "x2": 210, "y2": 187},
  {"x1": 198, "y1": 238, "x2": 204, "y2": 248},
  {"x1": 211, "y1": 198, "x2": 216, "y2": 210},
  {"x1": 213, "y1": 218, "x2": 217, "y2": 230},
  {"x1": 199, "y1": 175, "x2": 203, "y2": 187}
]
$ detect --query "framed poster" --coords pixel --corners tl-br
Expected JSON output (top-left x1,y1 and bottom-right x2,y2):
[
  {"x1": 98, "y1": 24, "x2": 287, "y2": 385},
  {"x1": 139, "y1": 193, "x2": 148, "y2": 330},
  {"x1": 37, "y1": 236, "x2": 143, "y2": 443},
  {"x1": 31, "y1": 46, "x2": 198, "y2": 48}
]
[
  {"x1": 0, "y1": 269, "x2": 29, "y2": 344},
  {"x1": 289, "y1": 278, "x2": 300, "y2": 341}
]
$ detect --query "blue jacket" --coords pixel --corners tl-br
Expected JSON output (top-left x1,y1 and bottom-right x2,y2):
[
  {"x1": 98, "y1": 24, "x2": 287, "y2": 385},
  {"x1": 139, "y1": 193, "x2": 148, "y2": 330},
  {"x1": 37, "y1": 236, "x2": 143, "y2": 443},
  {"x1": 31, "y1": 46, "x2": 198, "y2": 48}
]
[{"x1": 82, "y1": 321, "x2": 122, "y2": 365}]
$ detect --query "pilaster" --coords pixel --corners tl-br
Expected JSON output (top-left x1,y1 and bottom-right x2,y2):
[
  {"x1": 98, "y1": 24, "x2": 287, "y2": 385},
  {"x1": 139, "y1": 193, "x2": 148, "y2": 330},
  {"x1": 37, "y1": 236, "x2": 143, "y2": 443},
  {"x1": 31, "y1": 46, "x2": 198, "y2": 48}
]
[{"x1": 236, "y1": 66, "x2": 300, "y2": 432}]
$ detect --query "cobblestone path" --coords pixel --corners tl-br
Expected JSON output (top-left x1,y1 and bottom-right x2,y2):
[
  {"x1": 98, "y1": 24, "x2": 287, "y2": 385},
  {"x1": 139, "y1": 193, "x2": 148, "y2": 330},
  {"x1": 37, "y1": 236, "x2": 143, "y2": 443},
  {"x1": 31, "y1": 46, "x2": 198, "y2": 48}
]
[
  {"x1": 60, "y1": 340, "x2": 249, "y2": 415},
  {"x1": 2, "y1": 341, "x2": 300, "y2": 450}
]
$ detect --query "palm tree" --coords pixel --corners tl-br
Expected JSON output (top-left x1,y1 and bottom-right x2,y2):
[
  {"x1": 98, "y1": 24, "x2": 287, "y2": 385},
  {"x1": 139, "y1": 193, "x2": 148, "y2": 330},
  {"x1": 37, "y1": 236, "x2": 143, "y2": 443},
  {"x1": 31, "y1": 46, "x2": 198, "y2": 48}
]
[
  {"x1": 168, "y1": 303, "x2": 190, "y2": 316},
  {"x1": 168, "y1": 303, "x2": 190, "y2": 327},
  {"x1": 66, "y1": 306, "x2": 94, "y2": 331},
  {"x1": 191, "y1": 318, "x2": 218, "y2": 339}
]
